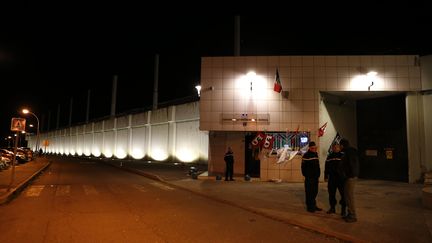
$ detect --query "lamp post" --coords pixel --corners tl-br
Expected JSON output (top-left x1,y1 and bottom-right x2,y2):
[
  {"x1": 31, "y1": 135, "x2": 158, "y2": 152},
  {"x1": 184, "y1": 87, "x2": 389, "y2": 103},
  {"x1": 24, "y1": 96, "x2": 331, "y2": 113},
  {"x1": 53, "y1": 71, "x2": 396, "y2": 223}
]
[{"x1": 22, "y1": 109, "x2": 40, "y2": 153}]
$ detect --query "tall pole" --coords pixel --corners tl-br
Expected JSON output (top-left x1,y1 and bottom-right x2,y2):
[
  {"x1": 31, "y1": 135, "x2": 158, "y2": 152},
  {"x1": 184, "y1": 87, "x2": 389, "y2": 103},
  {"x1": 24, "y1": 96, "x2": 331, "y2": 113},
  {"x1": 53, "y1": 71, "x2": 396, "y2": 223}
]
[
  {"x1": 56, "y1": 104, "x2": 60, "y2": 129},
  {"x1": 40, "y1": 114, "x2": 45, "y2": 133},
  {"x1": 47, "y1": 110, "x2": 51, "y2": 131},
  {"x1": 22, "y1": 109, "x2": 40, "y2": 153},
  {"x1": 111, "y1": 75, "x2": 117, "y2": 117},
  {"x1": 69, "y1": 97, "x2": 73, "y2": 126},
  {"x1": 234, "y1": 15, "x2": 240, "y2": 56},
  {"x1": 153, "y1": 54, "x2": 159, "y2": 111},
  {"x1": 31, "y1": 112, "x2": 40, "y2": 153},
  {"x1": 86, "y1": 89, "x2": 91, "y2": 123},
  {"x1": 8, "y1": 131, "x2": 19, "y2": 191}
]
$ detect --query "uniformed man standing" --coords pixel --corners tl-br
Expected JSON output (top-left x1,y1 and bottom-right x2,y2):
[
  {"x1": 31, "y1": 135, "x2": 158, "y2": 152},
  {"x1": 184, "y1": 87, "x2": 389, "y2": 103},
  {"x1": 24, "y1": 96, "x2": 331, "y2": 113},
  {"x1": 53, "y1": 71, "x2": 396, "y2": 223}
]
[
  {"x1": 324, "y1": 143, "x2": 346, "y2": 216},
  {"x1": 339, "y1": 138, "x2": 359, "y2": 223},
  {"x1": 224, "y1": 146, "x2": 235, "y2": 181},
  {"x1": 301, "y1": 141, "x2": 322, "y2": 213}
]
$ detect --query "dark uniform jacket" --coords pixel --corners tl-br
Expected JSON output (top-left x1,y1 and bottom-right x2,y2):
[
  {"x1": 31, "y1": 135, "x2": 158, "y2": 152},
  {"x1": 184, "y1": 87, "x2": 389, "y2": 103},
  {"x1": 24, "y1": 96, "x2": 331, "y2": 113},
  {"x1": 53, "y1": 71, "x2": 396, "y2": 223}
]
[
  {"x1": 224, "y1": 151, "x2": 234, "y2": 164},
  {"x1": 301, "y1": 151, "x2": 320, "y2": 179},
  {"x1": 324, "y1": 152, "x2": 343, "y2": 180},
  {"x1": 340, "y1": 146, "x2": 359, "y2": 179}
]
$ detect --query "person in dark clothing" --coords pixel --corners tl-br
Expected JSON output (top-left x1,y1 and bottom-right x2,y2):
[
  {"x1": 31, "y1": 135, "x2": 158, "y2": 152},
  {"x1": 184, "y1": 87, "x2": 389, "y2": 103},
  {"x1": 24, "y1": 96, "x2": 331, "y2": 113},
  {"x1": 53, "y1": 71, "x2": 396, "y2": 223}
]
[
  {"x1": 224, "y1": 147, "x2": 234, "y2": 181},
  {"x1": 301, "y1": 141, "x2": 322, "y2": 213},
  {"x1": 339, "y1": 138, "x2": 359, "y2": 223},
  {"x1": 324, "y1": 143, "x2": 346, "y2": 216}
]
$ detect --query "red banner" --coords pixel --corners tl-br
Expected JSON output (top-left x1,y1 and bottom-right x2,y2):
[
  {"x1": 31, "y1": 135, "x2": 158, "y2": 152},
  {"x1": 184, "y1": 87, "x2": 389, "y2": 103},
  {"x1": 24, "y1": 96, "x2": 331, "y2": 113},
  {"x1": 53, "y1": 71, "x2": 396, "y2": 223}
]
[
  {"x1": 262, "y1": 134, "x2": 274, "y2": 149},
  {"x1": 251, "y1": 132, "x2": 265, "y2": 147}
]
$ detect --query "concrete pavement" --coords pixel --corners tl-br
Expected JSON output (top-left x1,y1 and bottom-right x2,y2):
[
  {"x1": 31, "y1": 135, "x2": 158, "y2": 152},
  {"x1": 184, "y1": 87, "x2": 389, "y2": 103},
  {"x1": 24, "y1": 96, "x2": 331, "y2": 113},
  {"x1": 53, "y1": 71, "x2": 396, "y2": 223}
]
[
  {"x1": 101, "y1": 158, "x2": 432, "y2": 243},
  {"x1": 0, "y1": 157, "x2": 51, "y2": 204},
  {"x1": 2, "y1": 156, "x2": 431, "y2": 242}
]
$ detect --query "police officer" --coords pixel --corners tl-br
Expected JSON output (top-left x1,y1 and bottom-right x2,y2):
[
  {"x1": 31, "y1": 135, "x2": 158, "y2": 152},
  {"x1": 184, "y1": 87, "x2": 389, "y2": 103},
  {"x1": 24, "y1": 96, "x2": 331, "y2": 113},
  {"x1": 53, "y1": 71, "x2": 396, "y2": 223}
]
[
  {"x1": 324, "y1": 143, "x2": 346, "y2": 216},
  {"x1": 339, "y1": 138, "x2": 359, "y2": 223},
  {"x1": 301, "y1": 141, "x2": 322, "y2": 213},
  {"x1": 224, "y1": 146, "x2": 235, "y2": 181}
]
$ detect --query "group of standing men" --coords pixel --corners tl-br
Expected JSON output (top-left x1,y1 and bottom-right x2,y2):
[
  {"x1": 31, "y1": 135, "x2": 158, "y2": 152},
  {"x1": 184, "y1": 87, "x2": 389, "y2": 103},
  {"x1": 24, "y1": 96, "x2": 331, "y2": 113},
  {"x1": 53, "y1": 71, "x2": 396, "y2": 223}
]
[{"x1": 301, "y1": 139, "x2": 359, "y2": 223}]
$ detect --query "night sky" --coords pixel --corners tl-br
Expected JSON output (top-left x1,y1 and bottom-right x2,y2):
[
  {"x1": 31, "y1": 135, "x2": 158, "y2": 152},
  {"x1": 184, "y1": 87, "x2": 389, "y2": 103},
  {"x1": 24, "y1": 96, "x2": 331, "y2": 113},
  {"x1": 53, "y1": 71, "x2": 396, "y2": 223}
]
[{"x1": 1, "y1": 2, "x2": 431, "y2": 142}]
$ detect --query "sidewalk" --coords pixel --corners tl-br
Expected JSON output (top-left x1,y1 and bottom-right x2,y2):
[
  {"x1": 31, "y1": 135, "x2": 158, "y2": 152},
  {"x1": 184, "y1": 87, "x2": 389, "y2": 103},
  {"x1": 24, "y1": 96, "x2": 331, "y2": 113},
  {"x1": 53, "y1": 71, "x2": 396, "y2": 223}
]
[
  {"x1": 0, "y1": 157, "x2": 51, "y2": 204},
  {"x1": 102, "y1": 159, "x2": 432, "y2": 243}
]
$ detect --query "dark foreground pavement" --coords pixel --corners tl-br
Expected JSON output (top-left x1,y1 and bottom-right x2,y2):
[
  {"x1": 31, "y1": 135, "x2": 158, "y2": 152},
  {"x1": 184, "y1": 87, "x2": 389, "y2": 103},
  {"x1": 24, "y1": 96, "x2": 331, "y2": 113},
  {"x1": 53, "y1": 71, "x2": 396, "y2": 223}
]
[{"x1": 2, "y1": 156, "x2": 432, "y2": 243}]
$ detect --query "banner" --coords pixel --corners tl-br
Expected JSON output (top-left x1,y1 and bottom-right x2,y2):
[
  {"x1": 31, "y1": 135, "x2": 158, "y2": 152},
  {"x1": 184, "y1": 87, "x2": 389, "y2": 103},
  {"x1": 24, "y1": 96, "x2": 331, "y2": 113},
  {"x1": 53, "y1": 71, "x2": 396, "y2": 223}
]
[
  {"x1": 251, "y1": 132, "x2": 265, "y2": 147},
  {"x1": 262, "y1": 134, "x2": 274, "y2": 149}
]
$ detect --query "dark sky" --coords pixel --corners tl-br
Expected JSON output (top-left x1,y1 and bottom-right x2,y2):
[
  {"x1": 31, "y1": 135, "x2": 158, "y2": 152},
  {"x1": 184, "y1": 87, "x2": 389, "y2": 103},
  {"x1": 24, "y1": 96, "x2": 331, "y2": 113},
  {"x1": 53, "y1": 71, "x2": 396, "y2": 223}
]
[{"x1": 1, "y1": 2, "x2": 431, "y2": 141}]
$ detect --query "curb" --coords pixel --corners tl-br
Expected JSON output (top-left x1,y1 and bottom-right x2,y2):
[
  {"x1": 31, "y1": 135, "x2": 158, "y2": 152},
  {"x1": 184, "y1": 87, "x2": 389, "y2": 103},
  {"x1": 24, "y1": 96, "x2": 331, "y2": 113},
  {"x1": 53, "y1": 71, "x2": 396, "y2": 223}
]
[
  {"x1": 0, "y1": 161, "x2": 52, "y2": 205},
  {"x1": 103, "y1": 161, "x2": 364, "y2": 243}
]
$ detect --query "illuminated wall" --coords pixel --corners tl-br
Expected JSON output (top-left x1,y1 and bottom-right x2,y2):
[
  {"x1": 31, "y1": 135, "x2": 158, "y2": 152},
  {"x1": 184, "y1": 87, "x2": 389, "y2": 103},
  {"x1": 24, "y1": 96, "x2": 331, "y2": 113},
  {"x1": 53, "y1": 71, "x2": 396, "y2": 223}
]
[
  {"x1": 200, "y1": 56, "x2": 421, "y2": 138},
  {"x1": 28, "y1": 101, "x2": 208, "y2": 163},
  {"x1": 200, "y1": 55, "x2": 426, "y2": 180}
]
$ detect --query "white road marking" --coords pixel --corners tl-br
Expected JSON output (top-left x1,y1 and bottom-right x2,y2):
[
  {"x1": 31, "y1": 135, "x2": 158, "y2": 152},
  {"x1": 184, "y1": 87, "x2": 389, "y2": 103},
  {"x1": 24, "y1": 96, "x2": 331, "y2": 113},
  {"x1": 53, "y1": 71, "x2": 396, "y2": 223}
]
[
  {"x1": 56, "y1": 185, "x2": 71, "y2": 196},
  {"x1": 149, "y1": 182, "x2": 174, "y2": 191},
  {"x1": 83, "y1": 185, "x2": 99, "y2": 195},
  {"x1": 25, "y1": 185, "x2": 45, "y2": 197},
  {"x1": 132, "y1": 184, "x2": 147, "y2": 193}
]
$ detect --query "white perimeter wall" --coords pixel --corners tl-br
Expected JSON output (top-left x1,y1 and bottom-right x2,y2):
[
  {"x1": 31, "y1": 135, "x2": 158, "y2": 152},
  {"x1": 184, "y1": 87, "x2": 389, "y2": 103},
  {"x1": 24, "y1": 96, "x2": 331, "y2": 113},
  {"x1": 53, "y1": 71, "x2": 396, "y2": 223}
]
[{"x1": 27, "y1": 102, "x2": 208, "y2": 163}]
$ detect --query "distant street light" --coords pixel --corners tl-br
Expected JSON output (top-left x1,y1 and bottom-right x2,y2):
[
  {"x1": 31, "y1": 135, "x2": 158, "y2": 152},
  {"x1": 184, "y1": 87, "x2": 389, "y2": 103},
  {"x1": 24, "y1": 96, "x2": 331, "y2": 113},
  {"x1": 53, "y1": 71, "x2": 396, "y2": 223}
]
[{"x1": 22, "y1": 109, "x2": 40, "y2": 153}]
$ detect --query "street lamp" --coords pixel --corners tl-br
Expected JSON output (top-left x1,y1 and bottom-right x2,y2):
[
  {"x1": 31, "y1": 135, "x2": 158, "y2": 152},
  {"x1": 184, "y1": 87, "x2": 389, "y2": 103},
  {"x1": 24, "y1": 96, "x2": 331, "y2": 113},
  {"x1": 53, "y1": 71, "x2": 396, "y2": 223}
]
[{"x1": 22, "y1": 109, "x2": 40, "y2": 153}]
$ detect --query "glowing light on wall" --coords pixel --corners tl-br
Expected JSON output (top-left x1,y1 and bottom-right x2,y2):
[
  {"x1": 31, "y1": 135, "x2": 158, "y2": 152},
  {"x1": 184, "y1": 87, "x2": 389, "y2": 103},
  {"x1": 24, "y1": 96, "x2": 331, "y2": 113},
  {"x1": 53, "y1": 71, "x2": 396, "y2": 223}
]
[
  {"x1": 76, "y1": 149, "x2": 83, "y2": 156},
  {"x1": 92, "y1": 148, "x2": 101, "y2": 157},
  {"x1": 131, "y1": 148, "x2": 145, "y2": 159},
  {"x1": 351, "y1": 71, "x2": 383, "y2": 91},
  {"x1": 151, "y1": 148, "x2": 168, "y2": 161},
  {"x1": 235, "y1": 71, "x2": 268, "y2": 99},
  {"x1": 176, "y1": 148, "x2": 198, "y2": 162},
  {"x1": 69, "y1": 149, "x2": 75, "y2": 155},
  {"x1": 103, "y1": 149, "x2": 113, "y2": 158},
  {"x1": 115, "y1": 148, "x2": 127, "y2": 159}
]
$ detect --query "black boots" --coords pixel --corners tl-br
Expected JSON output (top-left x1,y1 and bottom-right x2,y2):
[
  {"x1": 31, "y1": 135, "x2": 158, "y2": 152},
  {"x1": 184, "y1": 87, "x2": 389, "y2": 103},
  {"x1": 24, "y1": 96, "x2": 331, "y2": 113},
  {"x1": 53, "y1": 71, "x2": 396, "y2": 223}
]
[
  {"x1": 341, "y1": 206, "x2": 347, "y2": 217},
  {"x1": 326, "y1": 207, "x2": 336, "y2": 214}
]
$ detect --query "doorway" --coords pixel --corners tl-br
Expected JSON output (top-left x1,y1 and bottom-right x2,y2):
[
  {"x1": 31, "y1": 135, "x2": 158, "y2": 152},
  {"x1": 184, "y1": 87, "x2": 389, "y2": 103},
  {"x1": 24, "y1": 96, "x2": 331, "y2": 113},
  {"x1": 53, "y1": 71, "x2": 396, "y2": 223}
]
[
  {"x1": 245, "y1": 133, "x2": 260, "y2": 178},
  {"x1": 357, "y1": 94, "x2": 408, "y2": 182}
]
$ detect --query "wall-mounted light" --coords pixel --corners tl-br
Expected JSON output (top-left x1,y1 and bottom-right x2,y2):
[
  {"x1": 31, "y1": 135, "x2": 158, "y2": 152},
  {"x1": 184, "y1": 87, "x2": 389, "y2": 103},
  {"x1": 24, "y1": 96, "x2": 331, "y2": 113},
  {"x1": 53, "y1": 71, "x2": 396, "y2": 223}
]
[
  {"x1": 195, "y1": 85, "x2": 214, "y2": 97},
  {"x1": 351, "y1": 69, "x2": 382, "y2": 91},
  {"x1": 247, "y1": 71, "x2": 256, "y2": 91},
  {"x1": 367, "y1": 71, "x2": 376, "y2": 91},
  {"x1": 195, "y1": 85, "x2": 201, "y2": 97}
]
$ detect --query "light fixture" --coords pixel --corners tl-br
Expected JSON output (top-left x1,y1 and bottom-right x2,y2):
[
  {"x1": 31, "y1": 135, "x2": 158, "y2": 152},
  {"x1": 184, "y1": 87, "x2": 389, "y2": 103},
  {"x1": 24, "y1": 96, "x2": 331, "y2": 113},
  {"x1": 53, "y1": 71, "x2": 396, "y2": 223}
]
[
  {"x1": 247, "y1": 71, "x2": 256, "y2": 91},
  {"x1": 195, "y1": 85, "x2": 214, "y2": 97},
  {"x1": 367, "y1": 71, "x2": 376, "y2": 91},
  {"x1": 195, "y1": 85, "x2": 201, "y2": 97}
]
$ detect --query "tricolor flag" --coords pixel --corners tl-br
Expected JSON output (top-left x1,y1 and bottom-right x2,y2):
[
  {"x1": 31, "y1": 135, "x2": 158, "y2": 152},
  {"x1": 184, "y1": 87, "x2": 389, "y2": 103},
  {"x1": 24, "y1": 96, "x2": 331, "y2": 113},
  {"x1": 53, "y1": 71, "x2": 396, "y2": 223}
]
[
  {"x1": 273, "y1": 68, "x2": 282, "y2": 93},
  {"x1": 318, "y1": 122, "x2": 328, "y2": 137}
]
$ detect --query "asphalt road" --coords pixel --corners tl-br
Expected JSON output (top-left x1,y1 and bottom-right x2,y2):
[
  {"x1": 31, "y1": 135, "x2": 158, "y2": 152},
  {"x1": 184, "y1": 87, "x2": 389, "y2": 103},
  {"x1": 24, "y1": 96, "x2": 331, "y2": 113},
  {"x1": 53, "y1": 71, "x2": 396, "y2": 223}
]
[{"x1": 0, "y1": 157, "x2": 338, "y2": 243}]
